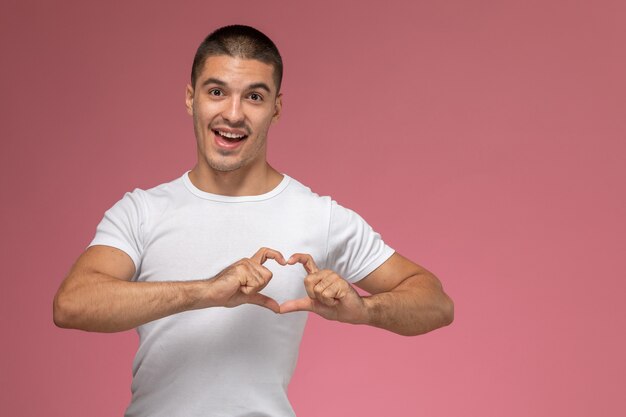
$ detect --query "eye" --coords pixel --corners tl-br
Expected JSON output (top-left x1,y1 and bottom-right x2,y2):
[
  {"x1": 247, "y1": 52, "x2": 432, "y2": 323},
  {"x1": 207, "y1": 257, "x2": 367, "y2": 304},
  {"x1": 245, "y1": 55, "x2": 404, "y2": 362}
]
[
  {"x1": 208, "y1": 88, "x2": 223, "y2": 97},
  {"x1": 249, "y1": 92, "x2": 263, "y2": 102}
]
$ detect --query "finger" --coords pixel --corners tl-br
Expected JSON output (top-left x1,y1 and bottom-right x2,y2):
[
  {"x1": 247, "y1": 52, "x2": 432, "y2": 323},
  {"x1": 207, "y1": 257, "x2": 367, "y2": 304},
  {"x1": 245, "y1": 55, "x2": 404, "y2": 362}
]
[
  {"x1": 251, "y1": 266, "x2": 273, "y2": 292},
  {"x1": 253, "y1": 261, "x2": 275, "y2": 286},
  {"x1": 279, "y1": 297, "x2": 315, "y2": 314},
  {"x1": 312, "y1": 271, "x2": 338, "y2": 299},
  {"x1": 246, "y1": 293, "x2": 280, "y2": 313},
  {"x1": 238, "y1": 262, "x2": 267, "y2": 293},
  {"x1": 318, "y1": 281, "x2": 345, "y2": 306},
  {"x1": 288, "y1": 253, "x2": 319, "y2": 274},
  {"x1": 251, "y1": 247, "x2": 287, "y2": 265},
  {"x1": 242, "y1": 267, "x2": 274, "y2": 294},
  {"x1": 303, "y1": 271, "x2": 327, "y2": 300}
]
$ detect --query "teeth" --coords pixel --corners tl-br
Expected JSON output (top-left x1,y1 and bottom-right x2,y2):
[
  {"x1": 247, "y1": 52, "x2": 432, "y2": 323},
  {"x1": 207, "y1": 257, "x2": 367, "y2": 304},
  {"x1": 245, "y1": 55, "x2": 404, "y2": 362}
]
[{"x1": 218, "y1": 130, "x2": 245, "y2": 139}]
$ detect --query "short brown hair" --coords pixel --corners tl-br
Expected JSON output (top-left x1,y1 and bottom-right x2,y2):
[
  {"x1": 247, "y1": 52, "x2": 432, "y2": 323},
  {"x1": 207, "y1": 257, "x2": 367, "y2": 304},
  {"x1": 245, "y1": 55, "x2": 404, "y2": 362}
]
[{"x1": 191, "y1": 25, "x2": 283, "y2": 92}]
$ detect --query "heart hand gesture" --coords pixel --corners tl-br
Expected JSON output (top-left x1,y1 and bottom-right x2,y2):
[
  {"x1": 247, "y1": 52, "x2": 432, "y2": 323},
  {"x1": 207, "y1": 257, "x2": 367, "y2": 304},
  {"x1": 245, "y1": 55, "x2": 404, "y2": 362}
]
[{"x1": 207, "y1": 247, "x2": 286, "y2": 313}]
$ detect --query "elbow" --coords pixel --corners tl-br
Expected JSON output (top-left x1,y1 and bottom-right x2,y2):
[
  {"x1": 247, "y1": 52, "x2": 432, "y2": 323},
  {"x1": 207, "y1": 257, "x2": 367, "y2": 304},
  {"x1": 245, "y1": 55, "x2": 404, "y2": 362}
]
[
  {"x1": 52, "y1": 292, "x2": 69, "y2": 328},
  {"x1": 53, "y1": 290, "x2": 79, "y2": 329},
  {"x1": 399, "y1": 293, "x2": 455, "y2": 337},
  {"x1": 441, "y1": 294, "x2": 454, "y2": 327}
]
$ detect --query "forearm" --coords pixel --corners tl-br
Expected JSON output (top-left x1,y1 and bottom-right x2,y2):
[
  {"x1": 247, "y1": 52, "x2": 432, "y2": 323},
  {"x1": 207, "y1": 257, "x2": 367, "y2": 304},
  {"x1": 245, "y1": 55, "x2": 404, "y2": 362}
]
[
  {"x1": 53, "y1": 272, "x2": 210, "y2": 333},
  {"x1": 361, "y1": 273, "x2": 454, "y2": 336}
]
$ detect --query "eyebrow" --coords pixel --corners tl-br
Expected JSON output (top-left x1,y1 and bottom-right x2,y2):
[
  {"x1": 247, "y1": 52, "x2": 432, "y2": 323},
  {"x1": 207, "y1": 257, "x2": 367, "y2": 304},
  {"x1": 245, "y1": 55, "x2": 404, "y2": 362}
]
[
  {"x1": 201, "y1": 77, "x2": 227, "y2": 87},
  {"x1": 247, "y1": 82, "x2": 271, "y2": 93},
  {"x1": 201, "y1": 78, "x2": 272, "y2": 93}
]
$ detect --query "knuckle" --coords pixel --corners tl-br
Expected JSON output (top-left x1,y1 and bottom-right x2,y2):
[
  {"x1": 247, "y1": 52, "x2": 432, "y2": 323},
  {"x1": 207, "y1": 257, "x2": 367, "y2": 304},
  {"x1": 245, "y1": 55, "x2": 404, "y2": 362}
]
[{"x1": 322, "y1": 297, "x2": 335, "y2": 306}]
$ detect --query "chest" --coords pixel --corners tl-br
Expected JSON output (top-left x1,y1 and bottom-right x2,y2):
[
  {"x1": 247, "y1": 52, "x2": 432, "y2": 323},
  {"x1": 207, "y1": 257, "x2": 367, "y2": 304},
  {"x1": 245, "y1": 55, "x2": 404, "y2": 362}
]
[{"x1": 136, "y1": 202, "x2": 328, "y2": 303}]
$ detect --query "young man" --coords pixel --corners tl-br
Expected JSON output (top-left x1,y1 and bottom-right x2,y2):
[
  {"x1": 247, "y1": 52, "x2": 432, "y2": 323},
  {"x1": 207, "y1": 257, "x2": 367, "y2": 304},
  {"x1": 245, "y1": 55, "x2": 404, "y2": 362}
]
[{"x1": 54, "y1": 25, "x2": 453, "y2": 417}]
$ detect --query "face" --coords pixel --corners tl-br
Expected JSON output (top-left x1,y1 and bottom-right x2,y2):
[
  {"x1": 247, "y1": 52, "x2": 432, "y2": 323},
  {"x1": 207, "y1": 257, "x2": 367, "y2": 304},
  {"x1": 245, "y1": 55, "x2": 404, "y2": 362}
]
[{"x1": 186, "y1": 55, "x2": 282, "y2": 173}]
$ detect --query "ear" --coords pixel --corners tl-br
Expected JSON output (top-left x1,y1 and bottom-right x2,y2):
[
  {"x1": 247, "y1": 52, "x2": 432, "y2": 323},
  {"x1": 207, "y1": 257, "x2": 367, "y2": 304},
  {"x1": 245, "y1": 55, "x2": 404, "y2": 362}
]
[
  {"x1": 185, "y1": 84, "x2": 194, "y2": 116},
  {"x1": 272, "y1": 93, "x2": 282, "y2": 123}
]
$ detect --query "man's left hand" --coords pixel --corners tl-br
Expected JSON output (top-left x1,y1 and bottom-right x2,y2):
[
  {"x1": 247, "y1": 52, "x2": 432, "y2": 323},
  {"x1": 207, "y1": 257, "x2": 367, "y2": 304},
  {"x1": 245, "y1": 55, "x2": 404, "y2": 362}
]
[{"x1": 280, "y1": 253, "x2": 369, "y2": 325}]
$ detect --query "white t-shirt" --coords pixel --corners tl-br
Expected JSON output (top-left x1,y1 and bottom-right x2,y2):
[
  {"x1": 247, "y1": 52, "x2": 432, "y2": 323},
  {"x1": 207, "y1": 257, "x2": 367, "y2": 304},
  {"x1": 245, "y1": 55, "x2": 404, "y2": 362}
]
[{"x1": 90, "y1": 172, "x2": 394, "y2": 417}]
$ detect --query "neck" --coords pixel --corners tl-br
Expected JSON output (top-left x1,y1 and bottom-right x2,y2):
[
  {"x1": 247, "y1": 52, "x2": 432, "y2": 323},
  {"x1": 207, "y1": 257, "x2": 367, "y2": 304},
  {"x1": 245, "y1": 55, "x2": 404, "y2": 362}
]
[{"x1": 188, "y1": 162, "x2": 283, "y2": 196}]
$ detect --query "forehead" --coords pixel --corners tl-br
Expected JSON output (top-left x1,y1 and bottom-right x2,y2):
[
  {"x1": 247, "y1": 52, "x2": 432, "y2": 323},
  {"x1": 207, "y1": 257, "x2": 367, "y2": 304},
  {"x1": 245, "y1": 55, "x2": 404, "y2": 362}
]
[{"x1": 197, "y1": 55, "x2": 277, "y2": 92}]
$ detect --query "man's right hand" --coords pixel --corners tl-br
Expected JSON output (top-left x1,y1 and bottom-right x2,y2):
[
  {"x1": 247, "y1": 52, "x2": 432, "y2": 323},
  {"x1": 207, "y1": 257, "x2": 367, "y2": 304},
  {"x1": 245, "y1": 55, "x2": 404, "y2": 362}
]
[
  {"x1": 54, "y1": 245, "x2": 287, "y2": 332},
  {"x1": 203, "y1": 247, "x2": 286, "y2": 313}
]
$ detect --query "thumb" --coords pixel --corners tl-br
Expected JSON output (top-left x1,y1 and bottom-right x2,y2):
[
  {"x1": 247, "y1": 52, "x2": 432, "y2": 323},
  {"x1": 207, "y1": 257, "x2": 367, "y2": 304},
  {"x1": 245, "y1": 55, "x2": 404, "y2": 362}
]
[
  {"x1": 280, "y1": 297, "x2": 315, "y2": 314},
  {"x1": 246, "y1": 293, "x2": 280, "y2": 313}
]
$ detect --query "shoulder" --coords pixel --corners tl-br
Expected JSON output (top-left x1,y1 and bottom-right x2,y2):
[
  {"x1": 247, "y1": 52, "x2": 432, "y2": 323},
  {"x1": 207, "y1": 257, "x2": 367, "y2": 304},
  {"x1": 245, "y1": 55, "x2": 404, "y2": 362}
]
[
  {"x1": 129, "y1": 173, "x2": 187, "y2": 205},
  {"x1": 281, "y1": 175, "x2": 370, "y2": 225},
  {"x1": 282, "y1": 175, "x2": 319, "y2": 197},
  {"x1": 281, "y1": 175, "x2": 333, "y2": 210},
  {"x1": 106, "y1": 173, "x2": 188, "y2": 224}
]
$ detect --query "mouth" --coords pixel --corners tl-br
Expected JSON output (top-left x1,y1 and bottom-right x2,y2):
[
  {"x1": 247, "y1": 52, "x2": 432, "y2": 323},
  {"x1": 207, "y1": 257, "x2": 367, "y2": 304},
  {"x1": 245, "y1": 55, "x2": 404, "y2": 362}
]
[
  {"x1": 213, "y1": 129, "x2": 248, "y2": 142},
  {"x1": 212, "y1": 128, "x2": 249, "y2": 149}
]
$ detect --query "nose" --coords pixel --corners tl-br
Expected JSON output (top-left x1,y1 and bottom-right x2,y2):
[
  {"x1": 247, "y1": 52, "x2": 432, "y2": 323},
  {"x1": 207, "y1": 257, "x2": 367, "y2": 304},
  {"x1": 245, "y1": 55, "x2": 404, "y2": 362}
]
[{"x1": 221, "y1": 96, "x2": 245, "y2": 125}]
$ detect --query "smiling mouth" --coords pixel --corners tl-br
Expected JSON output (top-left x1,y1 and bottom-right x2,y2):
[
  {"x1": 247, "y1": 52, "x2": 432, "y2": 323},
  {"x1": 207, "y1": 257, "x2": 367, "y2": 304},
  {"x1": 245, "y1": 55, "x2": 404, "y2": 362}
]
[{"x1": 213, "y1": 129, "x2": 248, "y2": 143}]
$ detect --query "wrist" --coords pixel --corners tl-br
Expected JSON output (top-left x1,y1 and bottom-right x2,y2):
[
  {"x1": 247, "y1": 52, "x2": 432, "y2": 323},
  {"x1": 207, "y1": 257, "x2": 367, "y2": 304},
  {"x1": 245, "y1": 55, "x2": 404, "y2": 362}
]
[
  {"x1": 358, "y1": 296, "x2": 375, "y2": 326},
  {"x1": 184, "y1": 279, "x2": 217, "y2": 310}
]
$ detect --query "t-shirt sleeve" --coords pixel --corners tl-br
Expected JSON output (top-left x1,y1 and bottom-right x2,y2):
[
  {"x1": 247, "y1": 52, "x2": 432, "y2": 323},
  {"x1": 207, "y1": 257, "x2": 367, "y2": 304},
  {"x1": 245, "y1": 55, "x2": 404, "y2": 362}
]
[
  {"x1": 88, "y1": 189, "x2": 145, "y2": 273},
  {"x1": 325, "y1": 200, "x2": 395, "y2": 283}
]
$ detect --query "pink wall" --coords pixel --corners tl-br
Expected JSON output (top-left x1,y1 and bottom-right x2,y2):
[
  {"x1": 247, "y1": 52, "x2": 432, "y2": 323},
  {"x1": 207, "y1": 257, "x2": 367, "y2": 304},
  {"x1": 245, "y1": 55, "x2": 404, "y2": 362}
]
[{"x1": 2, "y1": 0, "x2": 625, "y2": 416}]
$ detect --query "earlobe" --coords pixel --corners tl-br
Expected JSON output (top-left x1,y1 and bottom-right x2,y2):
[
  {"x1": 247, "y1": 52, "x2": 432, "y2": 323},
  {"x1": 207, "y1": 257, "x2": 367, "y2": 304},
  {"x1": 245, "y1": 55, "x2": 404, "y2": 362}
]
[{"x1": 185, "y1": 84, "x2": 194, "y2": 116}]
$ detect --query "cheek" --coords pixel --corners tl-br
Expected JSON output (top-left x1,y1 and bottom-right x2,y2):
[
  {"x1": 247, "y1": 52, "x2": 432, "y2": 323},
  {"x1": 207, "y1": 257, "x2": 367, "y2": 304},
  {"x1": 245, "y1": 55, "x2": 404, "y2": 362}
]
[
  {"x1": 192, "y1": 112, "x2": 215, "y2": 143},
  {"x1": 253, "y1": 113, "x2": 275, "y2": 132},
  {"x1": 194, "y1": 102, "x2": 220, "y2": 122}
]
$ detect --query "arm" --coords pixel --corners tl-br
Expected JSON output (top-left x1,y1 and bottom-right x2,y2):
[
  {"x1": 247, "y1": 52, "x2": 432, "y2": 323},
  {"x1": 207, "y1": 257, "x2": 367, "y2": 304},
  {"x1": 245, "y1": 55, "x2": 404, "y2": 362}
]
[
  {"x1": 280, "y1": 252, "x2": 453, "y2": 336},
  {"x1": 356, "y1": 252, "x2": 454, "y2": 335},
  {"x1": 53, "y1": 245, "x2": 285, "y2": 333}
]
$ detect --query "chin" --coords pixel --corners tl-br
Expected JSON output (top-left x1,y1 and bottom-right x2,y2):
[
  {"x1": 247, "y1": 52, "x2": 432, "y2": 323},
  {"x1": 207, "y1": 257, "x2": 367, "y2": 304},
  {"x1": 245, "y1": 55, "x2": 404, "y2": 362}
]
[{"x1": 206, "y1": 158, "x2": 246, "y2": 173}]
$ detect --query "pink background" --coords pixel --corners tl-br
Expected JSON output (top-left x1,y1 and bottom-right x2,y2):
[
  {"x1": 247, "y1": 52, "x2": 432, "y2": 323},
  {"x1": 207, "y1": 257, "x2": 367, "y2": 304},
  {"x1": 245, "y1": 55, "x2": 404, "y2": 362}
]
[{"x1": 2, "y1": 0, "x2": 625, "y2": 416}]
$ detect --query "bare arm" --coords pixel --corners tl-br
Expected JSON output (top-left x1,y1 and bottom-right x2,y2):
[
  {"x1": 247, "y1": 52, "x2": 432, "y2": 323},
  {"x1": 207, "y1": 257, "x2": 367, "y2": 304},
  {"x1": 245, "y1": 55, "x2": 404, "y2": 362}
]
[
  {"x1": 53, "y1": 245, "x2": 286, "y2": 333},
  {"x1": 280, "y1": 253, "x2": 454, "y2": 336},
  {"x1": 356, "y1": 253, "x2": 454, "y2": 335}
]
